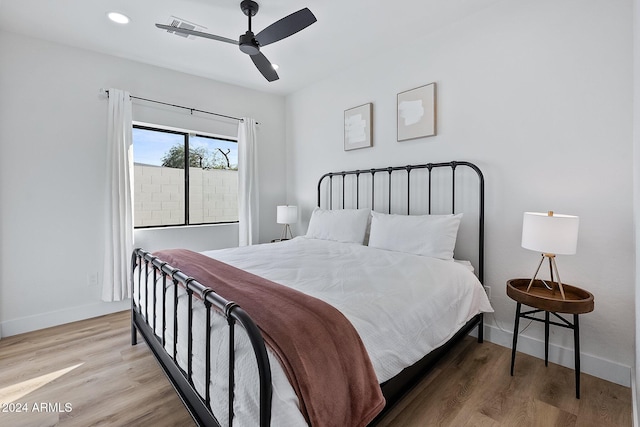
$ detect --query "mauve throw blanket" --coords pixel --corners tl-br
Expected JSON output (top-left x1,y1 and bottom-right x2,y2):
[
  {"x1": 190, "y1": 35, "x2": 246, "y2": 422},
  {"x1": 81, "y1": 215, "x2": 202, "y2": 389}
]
[{"x1": 153, "y1": 248, "x2": 385, "y2": 427}]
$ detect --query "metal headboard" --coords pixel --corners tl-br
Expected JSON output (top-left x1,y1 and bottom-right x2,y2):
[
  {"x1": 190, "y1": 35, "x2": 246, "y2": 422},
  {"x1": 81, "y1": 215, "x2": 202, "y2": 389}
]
[{"x1": 317, "y1": 161, "x2": 485, "y2": 283}]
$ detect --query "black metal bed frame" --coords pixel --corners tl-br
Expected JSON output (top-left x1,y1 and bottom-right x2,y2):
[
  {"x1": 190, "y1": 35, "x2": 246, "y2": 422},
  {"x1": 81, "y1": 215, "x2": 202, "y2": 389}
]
[{"x1": 130, "y1": 160, "x2": 485, "y2": 427}]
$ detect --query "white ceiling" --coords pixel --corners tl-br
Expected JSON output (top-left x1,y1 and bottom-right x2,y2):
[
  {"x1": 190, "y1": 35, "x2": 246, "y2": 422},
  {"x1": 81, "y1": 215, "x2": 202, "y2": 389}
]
[{"x1": 0, "y1": 0, "x2": 500, "y2": 96}]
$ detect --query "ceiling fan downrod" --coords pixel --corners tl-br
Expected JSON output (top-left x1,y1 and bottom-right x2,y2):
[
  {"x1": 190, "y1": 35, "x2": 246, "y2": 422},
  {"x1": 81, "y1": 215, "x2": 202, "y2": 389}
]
[{"x1": 239, "y1": 0, "x2": 260, "y2": 55}]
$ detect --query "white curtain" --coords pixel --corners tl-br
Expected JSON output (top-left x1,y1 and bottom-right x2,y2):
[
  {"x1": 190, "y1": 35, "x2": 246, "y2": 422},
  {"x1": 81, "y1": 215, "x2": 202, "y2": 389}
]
[
  {"x1": 102, "y1": 88, "x2": 134, "y2": 301},
  {"x1": 238, "y1": 117, "x2": 259, "y2": 246}
]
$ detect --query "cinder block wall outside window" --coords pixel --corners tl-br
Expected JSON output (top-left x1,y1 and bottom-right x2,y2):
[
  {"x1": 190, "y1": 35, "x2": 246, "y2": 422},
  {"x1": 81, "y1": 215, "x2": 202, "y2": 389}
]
[{"x1": 133, "y1": 163, "x2": 238, "y2": 227}]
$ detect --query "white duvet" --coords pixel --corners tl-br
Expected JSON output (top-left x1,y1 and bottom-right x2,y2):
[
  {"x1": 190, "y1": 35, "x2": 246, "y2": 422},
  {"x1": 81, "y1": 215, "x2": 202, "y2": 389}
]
[{"x1": 134, "y1": 237, "x2": 493, "y2": 426}]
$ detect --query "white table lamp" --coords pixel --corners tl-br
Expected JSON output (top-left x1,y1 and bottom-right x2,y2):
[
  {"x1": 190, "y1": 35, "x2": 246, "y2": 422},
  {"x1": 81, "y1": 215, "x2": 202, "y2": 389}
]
[
  {"x1": 521, "y1": 211, "x2": 579, "y2": 299},
  {"x1": 277, "y1": 205, "x2": 298, "y2": 240}
]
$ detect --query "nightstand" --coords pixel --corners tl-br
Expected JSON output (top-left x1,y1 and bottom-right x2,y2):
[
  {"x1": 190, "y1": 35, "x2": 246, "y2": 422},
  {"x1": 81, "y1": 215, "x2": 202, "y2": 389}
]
[{"x1": 507, "y1": 278, "x2": 594, "y2": 398}]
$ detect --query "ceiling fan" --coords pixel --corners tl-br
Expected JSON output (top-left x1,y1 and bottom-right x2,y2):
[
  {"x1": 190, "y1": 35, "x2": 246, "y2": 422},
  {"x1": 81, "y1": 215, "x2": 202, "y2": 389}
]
[{"x1": 156, "y1": 1, "x2": 317, "y2": 82}]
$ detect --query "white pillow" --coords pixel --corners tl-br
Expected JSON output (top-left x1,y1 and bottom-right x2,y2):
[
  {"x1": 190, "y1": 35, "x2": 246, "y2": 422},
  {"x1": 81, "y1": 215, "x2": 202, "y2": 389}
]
[
  {"x1": 305, "y1": 208, "x2": 371, "y2": 244},
  {"x1": 368, "y1": 211, "x2": 463, "y2": 260}
]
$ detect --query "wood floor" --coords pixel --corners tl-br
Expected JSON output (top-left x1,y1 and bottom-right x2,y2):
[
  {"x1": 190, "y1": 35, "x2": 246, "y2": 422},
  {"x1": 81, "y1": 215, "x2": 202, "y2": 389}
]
[{"x1": 0, "y1": 311, "x2": 631, "y2": 427}]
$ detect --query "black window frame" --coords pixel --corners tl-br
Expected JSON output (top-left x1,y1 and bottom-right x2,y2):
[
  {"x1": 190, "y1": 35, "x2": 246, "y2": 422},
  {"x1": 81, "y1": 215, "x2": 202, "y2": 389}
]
[{"x1": 133, "y1": 124, "x2": 239, "y2": 229}]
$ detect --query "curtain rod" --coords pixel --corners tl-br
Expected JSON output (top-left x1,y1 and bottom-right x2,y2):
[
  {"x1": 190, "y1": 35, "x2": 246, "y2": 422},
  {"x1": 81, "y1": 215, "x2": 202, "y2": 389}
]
[{"x1": 100, "y1": 88, "x2": 255, "y2": 123}]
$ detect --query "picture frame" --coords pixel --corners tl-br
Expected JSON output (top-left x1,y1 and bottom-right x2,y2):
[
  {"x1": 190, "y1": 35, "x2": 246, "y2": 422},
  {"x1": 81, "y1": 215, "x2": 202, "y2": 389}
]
[
  {"x1": 397, "y1": 83, "x2": 436, "y2": 141},
  {"x1": 344, "y1": 103, "x2": 373, "y2": 151}
]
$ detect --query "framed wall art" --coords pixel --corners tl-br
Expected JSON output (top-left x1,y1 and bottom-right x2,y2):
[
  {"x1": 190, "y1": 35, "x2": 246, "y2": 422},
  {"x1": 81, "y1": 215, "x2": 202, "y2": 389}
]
[
  {"x1": 344, "y1": 103, "x2": 372, "y2": 151},
  {"x1": 397, "y1": 83, "x2": 436, "y2": 141}
]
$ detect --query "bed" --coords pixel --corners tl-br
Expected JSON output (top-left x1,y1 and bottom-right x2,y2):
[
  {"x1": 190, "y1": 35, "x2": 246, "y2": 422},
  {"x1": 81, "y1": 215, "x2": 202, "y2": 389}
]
[{"x1": 130, "y1": 161, "x2": 492, "y2": 426}]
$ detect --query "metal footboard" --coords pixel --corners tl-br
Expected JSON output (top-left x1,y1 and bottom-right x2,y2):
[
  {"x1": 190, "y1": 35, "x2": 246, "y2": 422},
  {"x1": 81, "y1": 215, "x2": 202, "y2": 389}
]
[{"x1": 130, "y1": 248, "x2": 272, "y2": 427}]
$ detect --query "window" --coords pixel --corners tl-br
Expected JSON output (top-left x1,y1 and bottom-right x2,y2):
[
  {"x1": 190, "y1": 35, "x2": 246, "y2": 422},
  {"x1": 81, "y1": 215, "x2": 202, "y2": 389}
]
[{"x1": 132, "y1": 124, "x2": 238, "y2": 228}]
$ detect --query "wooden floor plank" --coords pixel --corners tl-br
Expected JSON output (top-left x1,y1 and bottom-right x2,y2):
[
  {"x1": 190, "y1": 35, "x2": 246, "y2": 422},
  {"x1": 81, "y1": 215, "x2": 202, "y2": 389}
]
[{"x1": 0, "y1": 311, "x2": 631, "y2": 426}]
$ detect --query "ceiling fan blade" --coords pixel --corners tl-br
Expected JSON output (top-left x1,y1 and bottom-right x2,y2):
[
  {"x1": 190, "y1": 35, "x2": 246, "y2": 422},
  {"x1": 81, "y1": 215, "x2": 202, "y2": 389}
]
[
  {"x1": 255, "y1": 8, "x2": 316, "y2": 47},
  {"x1": 250, "y1": 52, "x2": 279, "y2": 82},
  {"x1": 155, "y1": 24, "x2": 238, "y2": 45}
]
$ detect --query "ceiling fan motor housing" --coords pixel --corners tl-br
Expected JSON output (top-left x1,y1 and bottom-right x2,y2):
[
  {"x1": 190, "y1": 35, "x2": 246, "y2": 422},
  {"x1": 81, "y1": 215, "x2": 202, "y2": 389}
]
[{"x1": 239, "y1": 31, "x2": 260, "y2": 55}]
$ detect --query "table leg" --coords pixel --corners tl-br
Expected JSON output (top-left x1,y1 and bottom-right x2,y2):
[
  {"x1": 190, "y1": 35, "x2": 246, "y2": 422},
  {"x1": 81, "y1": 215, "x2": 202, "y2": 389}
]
[
  {"x1": 510, "y1": 302, "x2": 521, "y2": 376},
  {"x1": 574, "y1": 314, "x2": 581, "y2": 399},
  {"x1": 545, "y1": 311, "x2": 550, "y2": 367}
]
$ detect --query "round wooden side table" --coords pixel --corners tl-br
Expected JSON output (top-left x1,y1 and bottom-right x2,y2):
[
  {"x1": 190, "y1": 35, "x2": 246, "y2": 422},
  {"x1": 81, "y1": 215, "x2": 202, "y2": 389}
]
[{"x1": 506, "y1": 278, "x2": 594, "y2": 399}]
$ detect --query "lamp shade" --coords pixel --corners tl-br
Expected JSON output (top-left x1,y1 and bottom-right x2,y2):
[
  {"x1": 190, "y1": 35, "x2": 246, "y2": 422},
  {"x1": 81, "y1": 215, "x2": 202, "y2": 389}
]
[
  {"x1": 277, "y1": 205, "x2": 298, "y2": 224},
  {"x1": 521, "y1": 211, "x2": 579, "y2": 255}
]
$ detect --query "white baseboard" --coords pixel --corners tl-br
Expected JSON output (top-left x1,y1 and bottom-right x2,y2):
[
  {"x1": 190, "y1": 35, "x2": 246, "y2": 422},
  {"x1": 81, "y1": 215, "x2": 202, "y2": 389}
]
[
  {"x1": 0, "y1": 300, "x2": 130, "y2": 338},
  {"x1": 476, "y1": 323, "x2": 631, "y2": 387}
]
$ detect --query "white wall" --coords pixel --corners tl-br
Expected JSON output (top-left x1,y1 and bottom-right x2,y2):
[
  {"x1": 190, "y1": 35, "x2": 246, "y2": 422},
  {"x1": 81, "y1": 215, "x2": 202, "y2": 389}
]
[
  {"x1": 633, "y1": 0, "x2": 639, "y2": 420},
  {"x1": 0, "y1": 31, "x2": 286, "y2": 337},
  {"x1": 286, "y1": 0, "x2": 634, "y2": 386}
]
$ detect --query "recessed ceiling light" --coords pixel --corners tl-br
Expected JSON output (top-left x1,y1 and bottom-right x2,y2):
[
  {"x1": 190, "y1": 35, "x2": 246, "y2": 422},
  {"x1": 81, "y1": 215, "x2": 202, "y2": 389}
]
[
  {"x1": 271, "y1": 63, "x2": 279, "y2": 71},
  {"x1": 108, "y1": 12, "x2": 130, "y2": 25}
]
